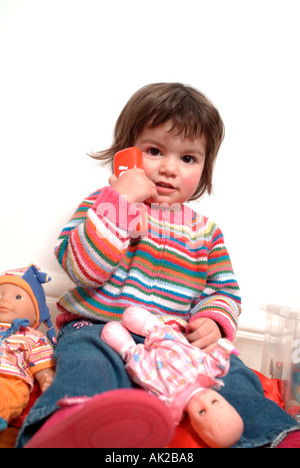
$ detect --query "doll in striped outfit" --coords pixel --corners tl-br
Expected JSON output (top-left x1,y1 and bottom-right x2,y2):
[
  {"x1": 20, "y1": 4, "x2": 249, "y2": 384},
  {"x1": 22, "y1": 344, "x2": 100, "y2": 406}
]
[{"x1": 0, "y1": 265, "x2": 55, "y2": 430}]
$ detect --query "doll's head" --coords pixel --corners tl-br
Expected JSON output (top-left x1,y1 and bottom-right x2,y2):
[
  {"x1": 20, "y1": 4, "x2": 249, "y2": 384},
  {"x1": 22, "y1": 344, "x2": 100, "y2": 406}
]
[
  {"x1": 0, "y1": 283, "x2": 36, "y2": 325},
  {"x1": 0, "y1": 265, "x2": 56, "y2": 345},
  {"x1": 90, "y1": 83, "x2": 225, "y2": 201},
  {"x1": 186, "y1": 388, "x2": 244, "y2": 448}
]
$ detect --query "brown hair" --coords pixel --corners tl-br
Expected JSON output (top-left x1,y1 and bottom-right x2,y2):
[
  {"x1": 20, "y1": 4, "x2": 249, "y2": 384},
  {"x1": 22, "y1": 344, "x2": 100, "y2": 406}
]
[{"x1": 90, "y1": 83, "x2": 225, "y2": 200}]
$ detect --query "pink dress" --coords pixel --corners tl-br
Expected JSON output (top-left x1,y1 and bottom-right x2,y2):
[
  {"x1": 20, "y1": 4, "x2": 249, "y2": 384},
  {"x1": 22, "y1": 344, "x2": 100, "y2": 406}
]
[{"x1": 124, "y1": 324, "x2": 230, "y2": 424}]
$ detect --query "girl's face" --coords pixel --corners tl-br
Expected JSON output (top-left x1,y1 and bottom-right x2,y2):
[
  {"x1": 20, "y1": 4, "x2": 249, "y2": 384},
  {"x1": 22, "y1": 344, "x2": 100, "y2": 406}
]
[{"x1": 134, "y1": 122, "x2": 206, "y2": 205}]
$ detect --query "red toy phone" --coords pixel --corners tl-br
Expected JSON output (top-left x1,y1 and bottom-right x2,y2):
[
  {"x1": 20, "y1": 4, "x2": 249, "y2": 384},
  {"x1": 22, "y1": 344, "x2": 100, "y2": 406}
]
[
  {"x1": 114, "y1": 147, "x2": 144, "y2": 177},
  {"x1": 113, "y1": 147, "x2": 147, "y2": 237}
]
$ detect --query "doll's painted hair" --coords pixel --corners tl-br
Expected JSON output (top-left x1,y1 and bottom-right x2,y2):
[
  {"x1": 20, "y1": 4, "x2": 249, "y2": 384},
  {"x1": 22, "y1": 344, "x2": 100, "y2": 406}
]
[{"x1": 91, "y1": 83, "x2": 225, "y2": 200}]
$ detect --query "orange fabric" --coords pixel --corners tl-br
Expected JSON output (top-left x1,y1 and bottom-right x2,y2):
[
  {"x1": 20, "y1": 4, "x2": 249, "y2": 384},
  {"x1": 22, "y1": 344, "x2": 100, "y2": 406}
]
[{"x1": 0, "y1": 375, "x2": 30, "y2": 423}]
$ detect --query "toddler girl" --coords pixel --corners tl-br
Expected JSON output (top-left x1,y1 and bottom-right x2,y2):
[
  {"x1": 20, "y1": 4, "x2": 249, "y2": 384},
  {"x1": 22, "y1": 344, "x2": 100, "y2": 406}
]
[{"x1": 18, "y1": 83, "x2": 299, "y2": 448}]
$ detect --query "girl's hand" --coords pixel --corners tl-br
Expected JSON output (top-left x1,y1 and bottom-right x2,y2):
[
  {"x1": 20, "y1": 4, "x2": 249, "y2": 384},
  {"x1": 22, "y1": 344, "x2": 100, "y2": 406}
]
[
  {"x1": 186, "y1": 317, "x2": 222, "y2": 353},
  {"x1": 109, "y1": 169, "x2": 158, "y2": 204}
]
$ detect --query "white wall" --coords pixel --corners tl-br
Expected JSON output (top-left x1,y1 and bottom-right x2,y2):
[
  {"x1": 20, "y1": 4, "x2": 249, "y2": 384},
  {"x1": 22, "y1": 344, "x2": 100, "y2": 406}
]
[{"x1": 1, "y1": 0, "x2": 299, "y2": 336}]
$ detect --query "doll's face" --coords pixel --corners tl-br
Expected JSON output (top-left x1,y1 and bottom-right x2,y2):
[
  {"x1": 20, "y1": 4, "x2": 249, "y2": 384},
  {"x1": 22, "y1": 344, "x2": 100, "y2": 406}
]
[
  {"x1": 0, "y1": 283, "x2": 36, "y2": 326},
  {"x1": 186, "y1": 389, "x2": 244, "y2": 448}
]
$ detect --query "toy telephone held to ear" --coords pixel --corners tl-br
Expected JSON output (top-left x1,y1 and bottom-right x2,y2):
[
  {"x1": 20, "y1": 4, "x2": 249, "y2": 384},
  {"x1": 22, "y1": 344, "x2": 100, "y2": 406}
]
[
  {"x1": 114, "y1": 147, "x2": 144, "y2": 177},
  {"x1": 114, "y1": 147, "x2": 147, "y2": 237}
]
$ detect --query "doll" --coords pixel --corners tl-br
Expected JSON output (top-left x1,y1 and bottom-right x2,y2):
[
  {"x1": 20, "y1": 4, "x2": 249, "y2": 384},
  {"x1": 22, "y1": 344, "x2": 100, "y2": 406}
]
[
  {"x1": 102, "y1": 306, "x2": 244, "y2": 448},
  {"x1": 0, "y1": 265, "x2": 56, "y2": 431}
]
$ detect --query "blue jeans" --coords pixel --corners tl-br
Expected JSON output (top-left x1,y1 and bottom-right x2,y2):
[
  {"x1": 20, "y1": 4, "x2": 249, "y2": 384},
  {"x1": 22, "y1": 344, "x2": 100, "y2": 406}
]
[{"x1": 16, "y1": 320, "x2": 299, "y2": 448}]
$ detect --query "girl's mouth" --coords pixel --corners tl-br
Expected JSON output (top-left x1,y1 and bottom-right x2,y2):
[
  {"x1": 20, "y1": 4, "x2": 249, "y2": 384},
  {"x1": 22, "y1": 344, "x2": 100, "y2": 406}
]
[
  {"x1": 156, "y1": 182, "x2": 175, "y2": 189},
  {"x1": 155, "y1": 182, "x2": 177, "y2": 195}
]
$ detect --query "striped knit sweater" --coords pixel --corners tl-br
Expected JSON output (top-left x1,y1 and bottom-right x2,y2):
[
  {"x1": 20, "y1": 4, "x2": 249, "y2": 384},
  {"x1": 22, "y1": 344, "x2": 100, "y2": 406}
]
[{"x1": 55, "y1": 186, "x2": 241, "y2": 341}]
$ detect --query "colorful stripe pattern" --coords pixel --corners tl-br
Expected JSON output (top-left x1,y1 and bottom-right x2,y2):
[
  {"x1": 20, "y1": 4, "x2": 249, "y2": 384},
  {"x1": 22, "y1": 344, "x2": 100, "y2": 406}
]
[
  {"x1": 0, "y1": 324, "x2": 55, "y2": 389},
  {"x1": 55, "y1": 187, "x2": 241, "y2": 340}
]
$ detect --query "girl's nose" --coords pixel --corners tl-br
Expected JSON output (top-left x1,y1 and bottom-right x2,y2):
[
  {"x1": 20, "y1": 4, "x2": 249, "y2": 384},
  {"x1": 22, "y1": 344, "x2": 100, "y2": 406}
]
[{"x1": 159, "y1": 157, "x2": 178, "y2": 176}]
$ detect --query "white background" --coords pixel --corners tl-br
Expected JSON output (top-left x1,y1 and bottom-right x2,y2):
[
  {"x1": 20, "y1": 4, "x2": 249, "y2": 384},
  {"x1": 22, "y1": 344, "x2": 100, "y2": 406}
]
[{"x1": 1, "y1": 0, "x2": 299, "y2": 333}]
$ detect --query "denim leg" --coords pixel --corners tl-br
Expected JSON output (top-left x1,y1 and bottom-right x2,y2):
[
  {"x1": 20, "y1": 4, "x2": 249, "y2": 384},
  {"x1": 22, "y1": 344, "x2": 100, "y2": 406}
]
[
  {"x1": 16, "y1": 320, "x2": 144, "y2": 448},
  {"x1": 219, "y1": 355, "x2": 299, "y2": 447}
]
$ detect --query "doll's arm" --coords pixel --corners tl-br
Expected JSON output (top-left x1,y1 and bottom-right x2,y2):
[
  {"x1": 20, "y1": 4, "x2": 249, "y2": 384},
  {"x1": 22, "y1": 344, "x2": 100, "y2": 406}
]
[
  {"x1": 35, "y1": 367, "x2": 55, "y2": 393},
  {"x1": 101, "y1": 321, "x2": 137, "y2": 362},
  {"x1": 201, "y1": 339, "x2": 237, "y2": 378}
]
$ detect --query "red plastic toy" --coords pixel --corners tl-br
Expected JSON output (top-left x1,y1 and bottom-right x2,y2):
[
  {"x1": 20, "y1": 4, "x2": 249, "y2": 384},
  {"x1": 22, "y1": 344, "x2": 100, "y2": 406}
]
[
  {"x1": 114, "y1": 147, "x2": 144, "y2": 178},
  {"x1": 114, "y1": 147, "x2": 147, "y2": 237}
]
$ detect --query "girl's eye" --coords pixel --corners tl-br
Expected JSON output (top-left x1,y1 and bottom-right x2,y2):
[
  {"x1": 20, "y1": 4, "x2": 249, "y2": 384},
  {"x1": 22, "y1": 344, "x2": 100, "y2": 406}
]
[
  {"x1": 182, "y1": 155, "x2": 195, "y2": 164},
  {"x1": 15, "y1": 295, "x2": 23, "y2": 300},
  {"x1": 148, "y1": 147, "x2": 161, "y2": 156}
]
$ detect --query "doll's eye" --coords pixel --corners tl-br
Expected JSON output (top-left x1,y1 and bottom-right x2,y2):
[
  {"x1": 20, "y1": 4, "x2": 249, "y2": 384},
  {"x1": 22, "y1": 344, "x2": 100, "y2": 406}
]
[
  {"x1": 212, "y1": 399, "x2": 219, "y2": 405},
  {"x1": 14, "y1": 295, "x2": 23, "y2": 300},
  {"x1": 199, "y1": 409, "x2": 206, "y2": 416}
]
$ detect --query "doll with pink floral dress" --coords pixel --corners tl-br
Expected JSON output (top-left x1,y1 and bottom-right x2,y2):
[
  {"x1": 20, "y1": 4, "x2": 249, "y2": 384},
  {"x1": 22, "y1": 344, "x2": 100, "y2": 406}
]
[{"x1": 102, "y1": 306, "x2": 244, "y2": 448}]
